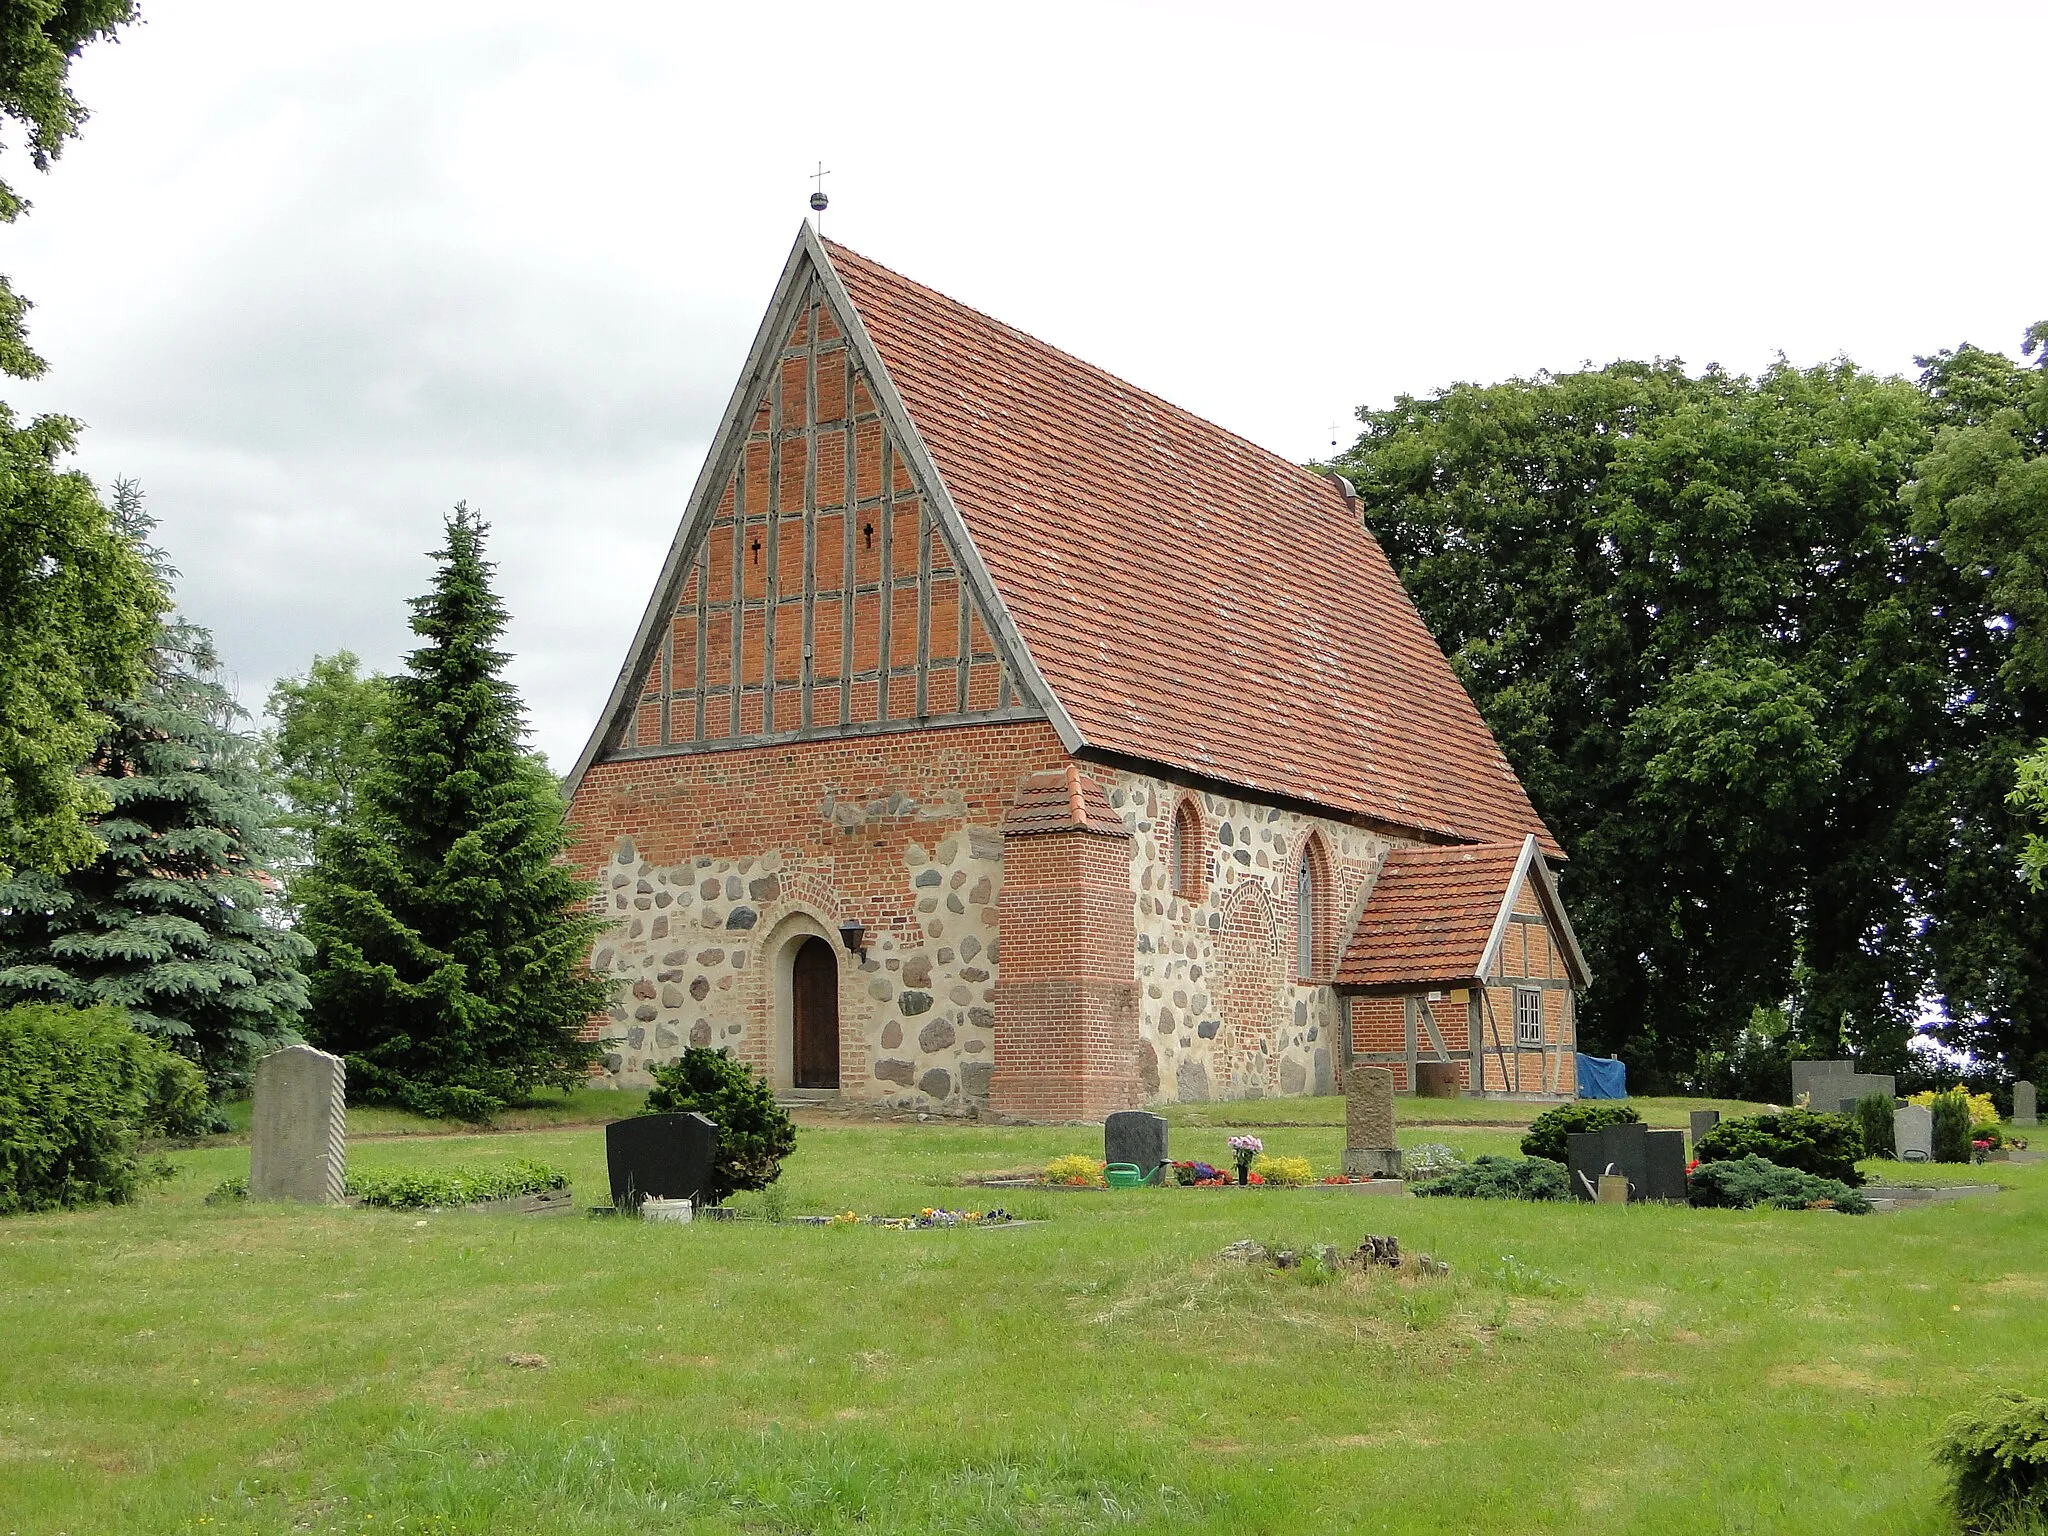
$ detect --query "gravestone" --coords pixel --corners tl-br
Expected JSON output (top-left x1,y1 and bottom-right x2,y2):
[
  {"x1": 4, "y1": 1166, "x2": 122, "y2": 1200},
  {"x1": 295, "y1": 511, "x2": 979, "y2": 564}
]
[
  {"x1": 1567, "y1": 1120, "x2": 1649, "y2": 1202},
  {"x1": 1895, "y1": 1102, "x2": 1934, "y2": 1162},
  {"x1": 1689, "y1": 1109, "x2": 1721, "y2": 1145},
  {"x1": 249, "y1": 1044, "x2": 346, "y2": 1204},
  {"x1": 1642, "y1": 1129, "x2": 1689, "y2": 1202},
  {"x1": 606, "y1": 1112, "x2": 719, "y2": 1210},
  {"x1": 1104, "y1": 1110, "x2": 1169, "y2": 1182},
  {"x1": 1414, "y1": 1061, "x2": 1461, "y2": 1098},
  {"x1": 2015, "y1": 1081, "x2": 2037, "y2": 1129},
  {"x1": 1342, "y1": 1065, "x2": 1402, "y2": 1178},
  {"x1": 1790, "y1": 1060, "x2": 1895, "y2": 1112}
]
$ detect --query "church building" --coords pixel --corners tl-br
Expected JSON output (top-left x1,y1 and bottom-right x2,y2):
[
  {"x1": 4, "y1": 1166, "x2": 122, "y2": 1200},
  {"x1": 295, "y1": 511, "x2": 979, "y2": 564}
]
[{"x1": 562, "y1": 225, "x2": 1590, "y2": 1117}]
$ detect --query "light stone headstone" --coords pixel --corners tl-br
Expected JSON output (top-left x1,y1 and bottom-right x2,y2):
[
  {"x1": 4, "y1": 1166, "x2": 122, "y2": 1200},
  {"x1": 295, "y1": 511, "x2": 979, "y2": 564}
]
[
  {"x1": 1104, "y1": 1110, "x2": 1169, "y2": 1182},
  {"x1": 1342, "y1": 1065, "x2": 1401, "y2": 1178},
  {"x1": 1895, "y1": 1102, "x2": 1934, "y2": 1162},
  {"x1": 2015, "y1": 1081, "x2": 2037, "y2": 1129},
  {"x1": 249, "y1": 1044, "x2": 346, "y2": 1203}
]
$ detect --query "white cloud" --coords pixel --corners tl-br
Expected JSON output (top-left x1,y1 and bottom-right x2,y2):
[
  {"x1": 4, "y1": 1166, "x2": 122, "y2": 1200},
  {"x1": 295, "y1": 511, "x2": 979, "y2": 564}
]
[{"x1": 4, "y1": 0, "x2": 2043, "y2": 767}]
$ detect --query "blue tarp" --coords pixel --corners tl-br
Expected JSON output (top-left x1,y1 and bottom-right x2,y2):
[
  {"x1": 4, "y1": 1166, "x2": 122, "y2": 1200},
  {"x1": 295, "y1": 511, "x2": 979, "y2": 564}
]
[{"x1": 1576, "y1": 1054, "x2": 1628, "y2": 1099}]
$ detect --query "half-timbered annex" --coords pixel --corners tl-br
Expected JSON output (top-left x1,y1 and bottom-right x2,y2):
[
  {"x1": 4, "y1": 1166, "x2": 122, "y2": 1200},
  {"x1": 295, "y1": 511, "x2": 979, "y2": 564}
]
[{"x1": 563, "y1": 224, "x2": 1589, "y2": 1117}]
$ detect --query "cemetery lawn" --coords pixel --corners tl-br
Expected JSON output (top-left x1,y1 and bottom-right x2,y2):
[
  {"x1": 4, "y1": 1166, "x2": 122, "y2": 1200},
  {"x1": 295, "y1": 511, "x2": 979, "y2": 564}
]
[{"x1": 3, "y1": 1111, "x2": 2041, "y2": 1534}]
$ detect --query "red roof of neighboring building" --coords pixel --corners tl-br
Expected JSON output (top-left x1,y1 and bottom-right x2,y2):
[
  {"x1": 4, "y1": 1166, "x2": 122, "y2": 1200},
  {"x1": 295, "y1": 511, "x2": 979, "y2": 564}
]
[
  {"x1": 823, "y1": 239, "x2": 1560, "y2": 855},
  {"x1": 1336, "y1": 841, "x2": 1529, "y2": 991}
]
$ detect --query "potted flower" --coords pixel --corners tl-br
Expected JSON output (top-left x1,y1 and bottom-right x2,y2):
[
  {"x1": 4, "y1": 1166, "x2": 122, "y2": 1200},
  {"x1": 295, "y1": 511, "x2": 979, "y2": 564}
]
[{"x1": 1227, "y1": 1134, "x2": 1263, "y2": 1187}]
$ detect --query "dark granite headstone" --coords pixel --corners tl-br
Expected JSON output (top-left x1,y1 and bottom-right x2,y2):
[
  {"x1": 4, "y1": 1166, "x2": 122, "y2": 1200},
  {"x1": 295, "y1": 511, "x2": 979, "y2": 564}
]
[
  {"x1": 1643, "y1": 1129, "x2": 1689, "y2": 1202},
  {"x1": 606, "y1": 1112, "x2": 719, "y2": 1210},
  {"x1": 1566, "y1": 1120, "x2": 1649, "y2": 1202},
  {"x1": 1104, "y1": 1110, "x2": 1169, "y2": 1182},
  {"x1": 1689, "y1": 1109, "x2": 1720, "y2": 1145}
]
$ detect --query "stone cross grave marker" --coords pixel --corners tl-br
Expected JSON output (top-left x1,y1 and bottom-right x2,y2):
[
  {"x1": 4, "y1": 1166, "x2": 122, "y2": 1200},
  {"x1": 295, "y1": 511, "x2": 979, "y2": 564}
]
[
  {"x1": 249, "y1": 1044, "x2": 346, "y2": 1204},
  {"x1": 2015, "y1": 1081, "x2": 2037, "y2": 1129},
  {"x1": 1690, "y1": 1109, "x2": 1721, "y2": 1145},
  {"x1": 1895, "y1": 1102, "x2": 1934, "y2": 1162},
  {"x1": 1567, "y1": 1121, "x2": 1649, "y2": 1202},
  {"x1": 1104, "y1": 1110, "x2": 1169, "y2": 1183},
  {"x1": 606, "y1": 1112, "x2": 720, "y2": 1211},
  {"x1": 1342, "y1": 1065, "x2": 1401, "y2": 1179}
]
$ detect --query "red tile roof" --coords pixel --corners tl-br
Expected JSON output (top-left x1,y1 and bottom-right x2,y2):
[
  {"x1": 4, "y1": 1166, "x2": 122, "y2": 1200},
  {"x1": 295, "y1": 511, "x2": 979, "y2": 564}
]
[
  {"x1": 824, "y1": 239, "x2": 1560, "y2": 855},
  {"x1": 1003, "y1": 766, "x2": 1129, "y2": 838},
  {"x1": 1335, "y1": 841, "x2": 1527, "y2": 991}
]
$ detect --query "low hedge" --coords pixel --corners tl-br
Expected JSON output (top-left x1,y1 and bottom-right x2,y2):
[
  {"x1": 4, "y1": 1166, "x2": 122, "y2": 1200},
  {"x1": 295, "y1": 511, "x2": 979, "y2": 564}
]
[
  {"x1": 1692, "y1": 1108, "x2": 1864, "y2": 1185},
  {"x1": 1520, "y1": 1102, "x2": 1641, "y2": 1162},
  {"x1": 1415, "y1": 1155, "x2": 1568, "y2": 1201},
  {"x1": 0, "y1": 1003, "x2": 210, "y2": 1215},
  {"x1": 1686, "y1": 1154, "x2": 1871, "y2": 1214},
  {"x1": 344, "y1": 1159, "x2": 568, "y2": 1210}
]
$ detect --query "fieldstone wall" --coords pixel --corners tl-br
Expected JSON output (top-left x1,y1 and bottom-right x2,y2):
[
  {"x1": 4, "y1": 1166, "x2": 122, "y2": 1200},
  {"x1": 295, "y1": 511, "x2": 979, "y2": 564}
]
[{"x1": 1099, "y1": 770, "x2": 1390, "y2": 1105}]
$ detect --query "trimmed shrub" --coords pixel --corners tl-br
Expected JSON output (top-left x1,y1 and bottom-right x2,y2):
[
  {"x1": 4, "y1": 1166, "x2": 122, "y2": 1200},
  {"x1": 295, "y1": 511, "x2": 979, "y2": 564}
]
[
  {"x1": 1686, "y1": 1155, "x2": 1871, "y2": 1214},
  {"x1": 1416, "y1": 1155, "x2": 1569, "y2": 1201},
  {"x1": 1936, "y1": 1390, "x2": 2048, "y2": 1533},
  {"x1": 1249, "y1": 1154, "x2": 1314, "y2": 1187},
  {"x1": 1692, "y1": 1108, "x2": 1864, "y2": 1186},
  {"x1": 1853, "y1": 1091, "x2": 1896, "y2": 1160},
  {"x1": 1521, "y1": 1101, "x2": 1642, "y2": 1162},
  {"x1": 345, "y1": 1159, "x2": 567, "y2": 1210},
  {"x1": 0, "y1": 1002, "x2": 208, "y2": 1214},
  {"x1": 1931, "y1": 1088, "x2": 1976, "y2": 1164},
  {"x1": 642, "y1": 1047, "x2": 797, "y2": 1206}
]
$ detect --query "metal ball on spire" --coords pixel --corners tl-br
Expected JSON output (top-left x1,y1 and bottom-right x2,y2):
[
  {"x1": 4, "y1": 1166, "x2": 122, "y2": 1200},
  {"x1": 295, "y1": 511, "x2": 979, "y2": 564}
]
[{"x1": 809, "y1": 162, "x2": 830, "y2": 227}]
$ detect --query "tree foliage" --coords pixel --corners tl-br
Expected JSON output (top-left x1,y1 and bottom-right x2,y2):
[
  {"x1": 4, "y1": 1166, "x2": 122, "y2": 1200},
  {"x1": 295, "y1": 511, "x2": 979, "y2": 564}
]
[
  {"x1": 1336, "y1": 340, "x2": 2048, "y2": 1085},
  {"x1": 300, "y1": 507, "x2": 609, "y2": 1118},
  {"x1": 0, "y1": 487, "x2": 309, "y2": 1086},
  {"x1": 263, "y1": 650, "x2": 388, "y2": 871},
  {"x1": 0, "y1": 449, "x2": 162, "y2": 879}
]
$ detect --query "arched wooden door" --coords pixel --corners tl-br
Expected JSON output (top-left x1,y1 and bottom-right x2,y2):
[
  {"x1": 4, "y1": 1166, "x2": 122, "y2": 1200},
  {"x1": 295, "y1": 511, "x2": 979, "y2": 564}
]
[{"x1": 791, "y1": 936, "x2": 840, "y2": 1090}]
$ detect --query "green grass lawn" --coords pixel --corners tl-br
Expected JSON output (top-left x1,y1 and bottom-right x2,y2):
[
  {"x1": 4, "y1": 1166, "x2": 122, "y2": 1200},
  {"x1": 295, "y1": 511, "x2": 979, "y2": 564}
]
[{"x1": 1, "y1": 1107, "x2": 2039, "y2": 1534}]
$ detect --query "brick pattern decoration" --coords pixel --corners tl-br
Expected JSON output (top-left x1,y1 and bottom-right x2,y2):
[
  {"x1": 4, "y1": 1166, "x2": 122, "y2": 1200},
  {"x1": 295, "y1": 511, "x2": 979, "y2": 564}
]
[
  {"x1": 989, "y1": 768, "x2": 1140, "y2": 1120},
  {"x1": 617, "y1": 287, "x2": 1034, "y2": 755}
]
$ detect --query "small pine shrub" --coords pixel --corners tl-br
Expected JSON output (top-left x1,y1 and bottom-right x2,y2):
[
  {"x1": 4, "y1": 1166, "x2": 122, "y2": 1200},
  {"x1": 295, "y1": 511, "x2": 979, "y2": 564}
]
[
  {"x1": 1692, "y1": 1108, "x2": 1864, "y2": 1185},
  {"x1": 1250, "y1": 1154, "x2": 1313, "y2": 1187},
  {"x1": 1416, "y1": 1155, "x2": 1569, "y2": 1201},
  {"x1": 0, "y1": 1002, "x2": 209, "y2": 1215},
  {"x1": 345, "y1": 1159, "x2": 567, "y2": 1209},
  {"x1": 1686, "y1": 1154, "x2": 1871, "y2": 1214},
  {"x1": 1521, "y1": 1102, "x2": 1641, "y2": 1162},
  {"x1": 643, "y1": 1047, "x2": 797, "y2": 1206},
  {"x1": 1931, "y1": 1088, "x2": 1977, "y2": 1164},
  {"x1": 1853, "y1": 1091, "x2": 1897, "y2": 1160},
  {"x1": 1935, "y1": 1390, "x2": 2048, "y2": 1533},
  {"x1": 1043, "y1": 1154, "x2": 1105, "y2": 1187}
]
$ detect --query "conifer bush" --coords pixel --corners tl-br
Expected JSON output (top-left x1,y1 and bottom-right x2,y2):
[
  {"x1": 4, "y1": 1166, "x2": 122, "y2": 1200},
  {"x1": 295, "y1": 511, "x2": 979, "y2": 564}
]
[
  {"x1": 0, "y1": 1002, "x2": 207, "y2": 1214},
  {"x1": 301, "y1": 508, "x2": 610, "y2": 1117},
  {"x1": 1415, "y1": 1155, "x2": 1569, "y2": 1201},
  {"x1": 1519, "y1": 1101, "x2": 1641, "y2": 1162},
  {"x1": 1853, "y1": 1090, "x2": 1897, "y2": 1160},
  {"x1": 642, "y1": 1047, "x2": 797, "y2": 1206},
  {"x1": 1936, "y1": 1390, "x2": 2048, "y2": 1532},
  {"x1": 1691, "y1": 1108, "x2": 1864, "y2": 1185},
  {"x1": 1685, "y1": 1154, "x2": 1871, "y2": 1213},
  {"x1": 1931, "y1": 1088, "x2": 1976, "y2": 1164}
]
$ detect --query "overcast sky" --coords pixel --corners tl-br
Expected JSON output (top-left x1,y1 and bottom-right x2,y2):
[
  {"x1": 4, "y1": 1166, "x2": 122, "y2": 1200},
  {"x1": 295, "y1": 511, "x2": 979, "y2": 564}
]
[{"x1": 8, "y1": 1, "x2": 2045, "y2": 770}]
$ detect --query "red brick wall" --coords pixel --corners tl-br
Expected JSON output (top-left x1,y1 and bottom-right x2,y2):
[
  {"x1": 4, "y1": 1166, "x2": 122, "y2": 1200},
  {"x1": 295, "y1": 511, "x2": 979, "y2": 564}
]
[{"x1": 990, "y1": 825, "x2": 1139, "y2": 1120}]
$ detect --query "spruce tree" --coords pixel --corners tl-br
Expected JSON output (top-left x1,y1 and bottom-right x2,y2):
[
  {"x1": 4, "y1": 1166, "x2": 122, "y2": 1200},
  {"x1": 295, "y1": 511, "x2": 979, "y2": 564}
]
[
  {"x1": 300, "y1": 506, "x2": 608, "y2": 1117},
  {"x1": 0, "y1": 485, "x2": 310, "y2": 1086}
]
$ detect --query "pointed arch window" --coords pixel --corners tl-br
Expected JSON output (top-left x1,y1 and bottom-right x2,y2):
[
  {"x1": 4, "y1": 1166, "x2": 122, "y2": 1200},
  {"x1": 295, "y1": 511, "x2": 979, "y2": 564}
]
[
  {"x1": 1296, "y1": 834, "x2": 1331, "y2": 981},
  {"x1": 1170, "y1": 798, "x2": 1203, "y2": 899}
]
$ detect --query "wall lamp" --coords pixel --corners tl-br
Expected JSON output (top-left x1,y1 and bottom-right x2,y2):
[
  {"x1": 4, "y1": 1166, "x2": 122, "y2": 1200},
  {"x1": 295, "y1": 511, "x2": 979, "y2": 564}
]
[{"x1": 838, "y1": 920, "x2": 867, "y2": 959}]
